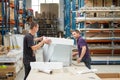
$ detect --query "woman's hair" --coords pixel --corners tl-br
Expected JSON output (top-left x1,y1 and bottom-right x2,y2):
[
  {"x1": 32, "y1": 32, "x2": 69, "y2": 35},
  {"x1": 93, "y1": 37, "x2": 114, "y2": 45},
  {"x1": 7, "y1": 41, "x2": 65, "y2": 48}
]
[{"x1": 30, "y1": 22, "x2": 38, "y2": 29}]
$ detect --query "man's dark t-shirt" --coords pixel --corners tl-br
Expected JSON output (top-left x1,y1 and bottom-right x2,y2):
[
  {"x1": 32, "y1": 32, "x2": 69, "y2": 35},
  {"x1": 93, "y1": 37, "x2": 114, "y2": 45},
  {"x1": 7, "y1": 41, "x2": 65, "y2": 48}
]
[{"x1": 23, "y1": 33, "x2": 36, "y2": 64}]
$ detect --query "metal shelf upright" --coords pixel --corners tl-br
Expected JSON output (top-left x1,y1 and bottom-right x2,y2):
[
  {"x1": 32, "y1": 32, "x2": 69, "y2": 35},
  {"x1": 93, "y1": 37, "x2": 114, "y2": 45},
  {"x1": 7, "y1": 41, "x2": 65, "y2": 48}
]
[
  {"x1": 0, "y1": 0, "x2": 10, "y2": 45},
  {"x1": 64, "y1": 0, "x2": 71, "y2": 38},
  {"x1": 64, "y1": 0, "x2": 84, "y2": 37},
  {"x1": 78, "y1": 0, "x2": 85, "y2": 29},
  {"x1": 23, "y1": 0, "x2": 26, "y2": 25},
  {"x1": 1, "y1": 0, "x2": 10, "y2": 35},
  {"x1": 14, "y1": 0, "x2": 19, "y2": 33},
  {"x1": 71, "y1": 0, "x2": 76, "y2": 30}
]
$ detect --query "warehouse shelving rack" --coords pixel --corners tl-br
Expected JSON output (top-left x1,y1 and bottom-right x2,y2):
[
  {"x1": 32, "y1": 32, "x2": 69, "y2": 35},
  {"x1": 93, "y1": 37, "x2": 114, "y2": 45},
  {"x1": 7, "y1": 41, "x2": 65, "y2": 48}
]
[
  {"x1": 38, "y1": 18, "x2": 58, "y2": 37},
  {"x1": 75, "y1": 0, "x2": 120, "y2": 56},
  {"x1": 0, "y1": 0, "x2": 10, "y2": 45},
  {"x1": 64, "y1": 0, "x2": 71, "y2": 38},
  {"x1": 64, "y1": 0, "x2": 84, "y2": 38},
  {"x1": 0, "y1": 0, "x2": 26, "y2": 45}
]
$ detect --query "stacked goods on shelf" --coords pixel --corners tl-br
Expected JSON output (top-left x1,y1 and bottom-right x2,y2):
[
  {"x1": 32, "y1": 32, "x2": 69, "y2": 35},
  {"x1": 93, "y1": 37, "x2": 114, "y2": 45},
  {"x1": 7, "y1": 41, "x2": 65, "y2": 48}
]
[
  {"x1": 0, "y1": 34, "x2": 24, "y2": 79},
  {"x1": 0, "y1": 50, "x2": 23, "y2": 79},
  {"x1": 36, "y1": 3, "x2": 58, "y2": 37},
  {"x1": 93, "y1": 0, "x2": 102, "y2": 7},
  {"x1": 85, "y1": 0, "x2": 93, "y2": 7},
  {"x1": 10, "y1": 0, "x2": 15, "y2": 25},
  {"x1": 104, "y1": 0, "x2": 112, "y2": 7},
  {"x1": 76, "y1": 0, "x2": 120, "y2": 55},
  {"x1": 19, "y1": 0, "x2": 23, "y2": 9},
  {"x1": 10, "y1": 8, "x2": 14, "y2": 20},
  {"x1": 85, "y1": 0, "x2": 113, "y2": 7},
  {"x1": 0, "y1": 45, "x2": 8, "y2": 55},
  {"x1": 40, "y1": 3, "x2": 58, "y2": 18},
  {"x1": 4, "y1": 34, "x2": 24, "y2": 50},
  {"x1": 10, "y1": 0, "x2": 14, "y2": 3}
]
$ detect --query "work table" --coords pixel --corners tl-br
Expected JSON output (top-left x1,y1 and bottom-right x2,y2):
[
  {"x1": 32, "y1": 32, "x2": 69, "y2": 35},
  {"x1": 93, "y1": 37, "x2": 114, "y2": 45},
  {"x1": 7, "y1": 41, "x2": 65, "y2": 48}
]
[{"x1": 27, "y1": 64, "x2": 101, "y2": 80}]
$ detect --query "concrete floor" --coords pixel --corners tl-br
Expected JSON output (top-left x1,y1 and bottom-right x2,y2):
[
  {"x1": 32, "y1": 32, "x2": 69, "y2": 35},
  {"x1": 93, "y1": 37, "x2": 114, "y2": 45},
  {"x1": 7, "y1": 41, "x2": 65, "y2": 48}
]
[{"x1": 15, "y1": 68, "x2": 24, "y2": 80}]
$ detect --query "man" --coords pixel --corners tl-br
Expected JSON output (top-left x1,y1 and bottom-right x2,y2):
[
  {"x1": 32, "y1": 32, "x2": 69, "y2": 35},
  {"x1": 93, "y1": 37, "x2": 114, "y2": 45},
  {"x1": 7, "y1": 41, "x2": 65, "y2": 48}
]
[
  {"x1": 71, "y1": 30, "x2": 91, "y2": 69},
  {"x1": 23, "y1": 22, "x2": 51, "y2": 80}
]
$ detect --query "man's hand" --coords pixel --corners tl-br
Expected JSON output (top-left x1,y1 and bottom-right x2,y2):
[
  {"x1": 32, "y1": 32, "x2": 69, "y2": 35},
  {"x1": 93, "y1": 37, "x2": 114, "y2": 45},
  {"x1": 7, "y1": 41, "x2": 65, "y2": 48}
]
[
  {"x1": 43, "y1": 38, "x2": 51, "y2": 44},
  {"x1": 77, "y1": 58, "x2": 81, "y2": 63},
  {"x1": 38, "y1": 36, "x2": 43, "y2": 41},
  {"x1": 34, "y1": 36, "x2": 43, "y2": 42}
]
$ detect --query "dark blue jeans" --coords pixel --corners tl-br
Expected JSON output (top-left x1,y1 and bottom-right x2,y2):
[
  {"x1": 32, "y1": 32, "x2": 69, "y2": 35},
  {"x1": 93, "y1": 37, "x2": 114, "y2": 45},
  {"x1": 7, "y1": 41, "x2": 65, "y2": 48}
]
[{"x1": 82, "y1": 57, "x2": 91, "y2": 69}]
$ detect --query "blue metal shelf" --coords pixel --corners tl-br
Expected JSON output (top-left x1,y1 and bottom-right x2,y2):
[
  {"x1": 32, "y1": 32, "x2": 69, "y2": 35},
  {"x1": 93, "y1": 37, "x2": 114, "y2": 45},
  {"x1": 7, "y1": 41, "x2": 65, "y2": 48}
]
[
  {"x1": 78, "y1": 0, "x2": 84, "y2": 29},
  {"x1": 0, "y1": 0, "x2": 26, "y2": 44},
  {"x1": 23, "y1": 0, "x2": 26, "y2": 25},
  {"x1": 64, "y1": 0, "x2": 71, "y2": 38},
  {"x1": 14, "y1": 0, "x2": 19, "y2": 33},
  {"x1": 72, "y1": 0, "x2": 76, "y2": 30},
  {"x1": 64, "y1": 0, "x2": 85, "y2": 37}
]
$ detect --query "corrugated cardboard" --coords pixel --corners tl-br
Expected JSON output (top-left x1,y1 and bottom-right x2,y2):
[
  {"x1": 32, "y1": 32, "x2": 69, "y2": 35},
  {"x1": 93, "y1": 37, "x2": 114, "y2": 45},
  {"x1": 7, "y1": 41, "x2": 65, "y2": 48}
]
[{"x1": 97, "y1": 73, "x2": 120, "y2": 78}]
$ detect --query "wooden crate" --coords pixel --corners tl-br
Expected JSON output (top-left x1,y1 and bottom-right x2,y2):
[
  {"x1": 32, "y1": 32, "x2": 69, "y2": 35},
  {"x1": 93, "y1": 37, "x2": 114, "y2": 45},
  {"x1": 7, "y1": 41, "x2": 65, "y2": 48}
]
[{"x1": 0, "y1": 65, "x2": 16, "y2": 80}]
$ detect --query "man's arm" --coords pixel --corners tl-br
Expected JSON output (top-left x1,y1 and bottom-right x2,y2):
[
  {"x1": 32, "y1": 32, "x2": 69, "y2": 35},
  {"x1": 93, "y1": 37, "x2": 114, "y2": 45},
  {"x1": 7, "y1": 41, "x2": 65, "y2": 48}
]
[
  {"x1": 31, "y1": 40, "x2": 45, "y2": 51},
  {"x1": 34, "y1": 36, "x2": 43, "y2": 42},
  {"x1": 31, "y1": 38, "x2": 51, "y2": 51},
  {"x1": 72, "y1": 51, "x2": 78, "y2": 57},
  {"x1": 77, "y1": 46, "x2": 86, "y2": 63}
]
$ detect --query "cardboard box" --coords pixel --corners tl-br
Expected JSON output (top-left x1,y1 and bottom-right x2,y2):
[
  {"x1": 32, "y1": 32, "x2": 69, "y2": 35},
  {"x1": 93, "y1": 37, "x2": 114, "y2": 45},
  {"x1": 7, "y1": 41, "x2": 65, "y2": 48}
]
[
  {"x1": 85, "y1": 0, "x2": 93, "y2": 7},
  {"x1": 97, "y1": 73, "x2": 120, "y2": 78},
  {"x1": 0, "y1": 65, "x2": 16, "y2": 80},
  {"x1": 104, "y1": 0, "x2": 112, "y2": 7},
  {"x1": 93, "y1": 0, "x2": 102, "y2": 7},
  {"x1": 102, "y1": 78, "x2": 120, "y2": 80},
  {"x1": 10, "y1": 0, "x2": 14, "y2": 3}
]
